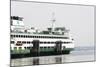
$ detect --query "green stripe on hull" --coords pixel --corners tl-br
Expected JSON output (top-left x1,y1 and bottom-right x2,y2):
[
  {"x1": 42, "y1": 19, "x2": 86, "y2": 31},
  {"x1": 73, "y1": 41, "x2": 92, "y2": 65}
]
[
  {"x1": 11, "y1": 49, "x2": 30, "y2": 54},
  {"x1": 11, "y1": 48, "x2": 74, "y2": 54},
  {"x1": 39, "y1": 48, "x2": 54, "y2": 52}
]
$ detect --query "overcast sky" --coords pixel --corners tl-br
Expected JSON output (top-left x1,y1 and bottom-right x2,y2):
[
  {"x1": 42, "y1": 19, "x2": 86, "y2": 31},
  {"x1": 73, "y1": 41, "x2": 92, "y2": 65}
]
[{"x1": 11, "y1": 1, "x2": 95, "y2": 47}]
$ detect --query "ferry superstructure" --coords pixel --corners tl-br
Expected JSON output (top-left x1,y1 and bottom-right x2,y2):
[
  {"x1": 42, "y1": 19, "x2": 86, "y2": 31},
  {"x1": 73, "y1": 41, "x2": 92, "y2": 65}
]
[{"x1": 10, "y1": 15, "x2": 75, "y2": 58}]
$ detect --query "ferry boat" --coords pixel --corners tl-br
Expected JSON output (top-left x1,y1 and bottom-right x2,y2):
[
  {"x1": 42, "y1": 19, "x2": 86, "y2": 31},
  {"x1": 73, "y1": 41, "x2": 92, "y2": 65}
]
[{"x1": 10, "y1": 15, "x2": 75, "y2": 58}]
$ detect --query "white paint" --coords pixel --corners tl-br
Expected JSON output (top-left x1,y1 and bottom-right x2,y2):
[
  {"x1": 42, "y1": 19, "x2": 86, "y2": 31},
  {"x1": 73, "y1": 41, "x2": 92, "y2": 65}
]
[{"x1": 12, "y1": 20, "x2": 24, "y2": 26}]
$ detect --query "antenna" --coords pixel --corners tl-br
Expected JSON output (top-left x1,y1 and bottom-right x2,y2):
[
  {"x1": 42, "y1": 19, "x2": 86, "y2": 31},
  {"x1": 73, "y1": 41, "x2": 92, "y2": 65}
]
[{"x1": 51, "y1": 12, "x2": 56, "y2": 31}]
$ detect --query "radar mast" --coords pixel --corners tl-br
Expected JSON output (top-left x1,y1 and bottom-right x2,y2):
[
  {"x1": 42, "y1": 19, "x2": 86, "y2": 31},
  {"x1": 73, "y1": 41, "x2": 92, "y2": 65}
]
[{"x1": 51, "y1": 12, "x2": 56, "y2": 32}]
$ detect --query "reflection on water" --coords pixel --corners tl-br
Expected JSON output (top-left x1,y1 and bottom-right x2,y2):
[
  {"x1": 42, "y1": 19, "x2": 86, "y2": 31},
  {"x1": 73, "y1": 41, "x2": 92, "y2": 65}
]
[
  {"x1": 32, "y1": 58, "x2": 39, "y2": 65},
  {"x1": 55, "y1": 57, "x2": 62, "y2": 64},
  {"x1": 11, "y1": 46, "x2": 95, "y2": 67}
]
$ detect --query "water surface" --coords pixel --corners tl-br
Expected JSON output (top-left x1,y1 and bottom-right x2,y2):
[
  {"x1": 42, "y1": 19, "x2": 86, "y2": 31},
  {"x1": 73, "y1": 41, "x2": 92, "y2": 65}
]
[{"x1": 11, "y1": 46, "x2": 95, "y2": 66}]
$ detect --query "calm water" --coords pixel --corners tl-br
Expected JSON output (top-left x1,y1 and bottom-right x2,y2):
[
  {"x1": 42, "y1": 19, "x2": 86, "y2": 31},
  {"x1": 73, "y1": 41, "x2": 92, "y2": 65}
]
[{"x1": 11, "y1": 46, "x2": 95, "y2": 67}]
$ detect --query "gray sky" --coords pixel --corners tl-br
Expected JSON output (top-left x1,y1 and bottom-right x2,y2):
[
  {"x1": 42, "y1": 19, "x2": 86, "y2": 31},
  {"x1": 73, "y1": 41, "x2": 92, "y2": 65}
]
[{"x1": 11, "y1": 1, "x2": 95, "y2": 47}]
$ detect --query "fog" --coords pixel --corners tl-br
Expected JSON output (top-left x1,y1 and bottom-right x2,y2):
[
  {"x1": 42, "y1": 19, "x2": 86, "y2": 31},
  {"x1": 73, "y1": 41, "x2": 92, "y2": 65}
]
[{"x1": 11, "y1": 1, "x2": 95, "y2": 47}]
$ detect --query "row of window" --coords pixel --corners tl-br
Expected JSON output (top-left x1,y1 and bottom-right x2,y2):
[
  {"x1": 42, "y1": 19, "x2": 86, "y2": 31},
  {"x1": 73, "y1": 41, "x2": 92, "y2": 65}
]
[
  {"x1": 11, "y1": 41, "x2": 72, "y2": 44},
  {"x1": 11, "y1": 35, "x2": 69, "y2": 39},
  {"x1": 13, "y1": 47, "x2": 32, "y2": 50},
  {"x1": 11, "y1": 16, "x2": 23, "y2": 21},
  {"x1": 13, "y1": 46, "x2": 56, "y2": 50}
]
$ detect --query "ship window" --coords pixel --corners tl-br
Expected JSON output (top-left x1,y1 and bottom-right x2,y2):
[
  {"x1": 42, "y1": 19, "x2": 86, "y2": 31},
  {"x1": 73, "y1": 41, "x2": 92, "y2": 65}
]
[
  {"x1": 17, "y1": 41, "x2": 21, "y2": 43},
  {"x1": 48, "y1": 46, "x2": 50, "y2": 48},
  {"x1": 37, "y1": 36, "x2": 39, "y2": 38},
  {"x1": 23, "y1": 35, "x2": 25, "y2": 38},
  {"x1": 16, "y1": 35, "x2": 18, "y2": 37},
  {"x1": 28, "y1": 35, "x2": 30, "y2": 38},
  {"x1": 24, "y1": 35, "x2": 26, "y2": 38},
  {"x1": 66, "y1": 42, "x2": 72, "y2": 43},
  {"x1": 44, "y1": 47, "x2": 46, "y2": 48},
  {"x1": 32, "y1": 36, "x2": 34, "y2": 38},
  {"x1": 41, "y1": 36, "x2": 43, "y2": 38},
  {"x1": 24, "y1": 47, "x2": 27, "y2": 49},
  {"x1": 22, "y1": 41, "x2": 26, "y2": 44},
  {"x1": 11, "y1": 35, "x2": 13, "y2": 37},
  {"x1": 28, "y1": 36, "x2": 30, "y2": 38},
  {"x1": 20, "y1": 35, "x2": 22, "y2": 37},
  {"x1": 35, "y1": 36, "x2": 37, "y2": 38},
  {"x1": 19, "y1": 35, "x2": 21, "y2": 37},
  {"x1": 50, "y1": 37, "x2": 52, "y2": 38},
  {"x1": 36, "y1": 36, "x2": 38, "y2": 38},
  {"x1": 14, "y1": 47, "x2": 17, "y2": 50},
  {"x1": 44, "y1": 42, "x2": 46, "y2": 44},
  {"x1": 43, "y1": 36, "x2": 44, "y2": 38},
  {"x1": 19, "y1": 47, "x2": 22, "y2": 50},
  {"x1": 13, "y1": 35, "x2": 15, "y2": 37},
  {"x1": 27, "y1": 41, "x2": 30, "y2": 44},
  {"x1": 16, "y1": 43, "x2": 22, "y2": 46},
  {"x1": 50, "y1": 42, "x2": 53, "y2": 44},
  {"x1": 29, "y1": 47, "x2": 31, "y2": 49},
  {"x1": 38, "y1": 36, "x2": 40, "y2": 38},
  {"x1": 20, "y1": 35, "x2": 23, "y2": 37},
  {"x1": 29, "y1": 36, "x2": 32, "y2": 38},
  {"x1": 11, "y1": 41, "x2": 14, "y2": 44},
  {"x1": 51, "y1": 47, "x2": 54, "y2": 48},
  {"x1": 29, "y1": 42, "x2": 31, "y2": 44},
  {"x1": 47, "y1": 42, "x2": 50, "y2": 44},
  {"x1": 27, "y1": 47, "x2": 30, "y2": 49},
  {"x1": 26, "y1": 41, "x2": 28, "y2": 44},
  {"x1": 40, "y1": 47, "x2": 42, "y2": 48},
  {"x1": 26, "y1": 35, "x2": 28, "y2": 38},
  {"x1": 40, "y1": 42, "x2": 43, "y2": 44},
  {"x1": 34, "y1": 36, "x2": 36, "y2": 38}
]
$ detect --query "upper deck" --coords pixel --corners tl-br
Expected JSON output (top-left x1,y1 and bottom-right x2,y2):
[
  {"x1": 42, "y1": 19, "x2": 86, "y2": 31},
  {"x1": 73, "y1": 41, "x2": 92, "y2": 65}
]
[
  {"x1": 11, "y1": 16, "x2": 70, "y2": 39},
  {"x1": 11, "y1": 32, "x2": 70, "y2": 39}
]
